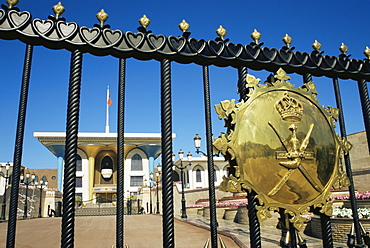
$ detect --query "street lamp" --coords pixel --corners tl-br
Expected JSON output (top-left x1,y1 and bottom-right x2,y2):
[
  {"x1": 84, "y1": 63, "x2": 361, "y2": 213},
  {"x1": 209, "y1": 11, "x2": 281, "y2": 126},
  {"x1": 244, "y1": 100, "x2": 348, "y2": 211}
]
[
  {"x1": 21, "y1": 172, "x2": 35, "y2": 219},
  {"x1": 173, "y1": 150, "x2": 192, "y2": 219},
  {"x1": 149, "y1": 172, "x2": 153, "y2": 214},
  {"x1": 194, "y1": 134, "x2": 207, "y2": 156},
  {"x1": 0, "y1": 162, "x2": 10, "y2": 221},
  {"x1": 38, "y1": 176, "x2": 48, "y2": 218},
  {"x1": 155, "y1": 164, "x2": 161, "y2": 214}
]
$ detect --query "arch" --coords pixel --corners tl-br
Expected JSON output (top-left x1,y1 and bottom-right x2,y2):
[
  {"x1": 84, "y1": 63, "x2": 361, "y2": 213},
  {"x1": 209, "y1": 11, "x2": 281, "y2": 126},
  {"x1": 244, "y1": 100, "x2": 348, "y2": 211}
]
[
  {"x1": 95, "y1": 150, "x2": 117, "y2": 185},
  {"x1": 196, "y1": 169, "x2": 202, "y2": 182},
  {"x1": 172, "y1": 171, "x2": 180, "y2": 181},
  {"x1": 76, "y1": 154, "x2": 82, "y2": 171},
  {"x1": 131, "y1": 154, "x2": 143, "y2": 171},
  {"x1": 125, "y1": 148, "x2": 149, "y2": 192}
]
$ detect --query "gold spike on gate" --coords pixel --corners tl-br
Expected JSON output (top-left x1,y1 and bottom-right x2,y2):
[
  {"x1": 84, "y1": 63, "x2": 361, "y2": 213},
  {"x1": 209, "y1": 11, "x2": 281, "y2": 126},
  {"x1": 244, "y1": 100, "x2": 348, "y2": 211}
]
[
  {"x1": 219, "y1": 237, "x2": 227, "y2": 248},
  {"x1": 203, "y1": 238, "x2": 210, "y2": 248}
]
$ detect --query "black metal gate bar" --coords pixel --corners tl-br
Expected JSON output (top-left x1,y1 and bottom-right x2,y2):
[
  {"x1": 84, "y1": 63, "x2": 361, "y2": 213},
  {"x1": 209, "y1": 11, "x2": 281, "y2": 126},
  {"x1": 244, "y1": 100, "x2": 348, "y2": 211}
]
[
  {"x1": 237, "y1": 66, "x2": 262, "y2": 248},
  {"x1": 247, "y1": 190, "x2": 262, "y2": 248},
  {"x1": 237, "y1": 67, "x2": 248, "y2": 102},
  {"x1": 357, "y1": 79, "x2": 370, "y2": 154},
  {"x1": 320, "y1": 214, "x2": 334, "y2": 248},
  {"x1": 333, "y1": 77, "x2": 363, "y2": 245},
  {"x1": 6, "y1": 43, "x2": 34, "y2": 248},
  {"x1": 305, "y1": 73, "x2": 334, "y2": 248},
  {"x1": 116, "y1": 58, "x2": 126, "y2": 248},
  {"x1": 289, "y1": 222, "x2": 297, "y2": 247},
  {"x1": 202, "y1": 65, "x2": 218, "y2": 248},
  {"x1": 61, "y1": 50, "x2": 83, "y2": 248},
  {"x1": 160, "y1": 59, "x2": 175, "y2": 248}
]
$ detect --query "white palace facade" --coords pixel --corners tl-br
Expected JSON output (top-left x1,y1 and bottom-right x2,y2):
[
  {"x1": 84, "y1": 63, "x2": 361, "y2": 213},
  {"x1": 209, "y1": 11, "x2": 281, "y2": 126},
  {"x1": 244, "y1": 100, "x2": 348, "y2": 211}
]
[{"x1": 34, "y1": 132, "x2": 230, "y2": 204}]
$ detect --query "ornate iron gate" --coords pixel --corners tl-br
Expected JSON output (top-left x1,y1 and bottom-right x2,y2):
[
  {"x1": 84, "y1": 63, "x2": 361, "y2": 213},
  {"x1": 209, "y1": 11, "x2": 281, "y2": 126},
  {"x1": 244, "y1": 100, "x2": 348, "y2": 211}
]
[{"x1": 1, "y1": 1, "x2": 370, "y2": 248}]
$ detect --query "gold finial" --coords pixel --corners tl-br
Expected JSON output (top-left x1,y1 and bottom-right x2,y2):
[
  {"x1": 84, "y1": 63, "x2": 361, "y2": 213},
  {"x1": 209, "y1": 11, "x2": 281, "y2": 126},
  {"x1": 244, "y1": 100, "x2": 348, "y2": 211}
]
[
  {"x1": 282, "y1": 34, "x2": 292, "y2": 48},
  {"x1": 339, "y1": 43, "x2": 348, "y2": 54},
  {"x1": 6, "y1": 0, "x2": 19, "y2": 8},
  {"x1": 178, "y1": 20, "x2": 190, "y2": 33},
  {"x1": 52, "y1": 2, "x2": 65, "y2": 19},
  {"x1": 312, "y1": 40, "x2": 322, "y2": 51},
  {"x1": 251, "y1": 29, "x2": 261, "y2": 44},
  {"x1": 216, "y1": 25, "x2": 227, "y2": 40},
  {"x1": 96, "y1": 9, "x2": 109, "y2": 27},
  {"x1": 364, "y1": 46, "x2": 370, "y2": 59},
  {"x1": 139, "y1": 15, "x2": 150, "y2": 29}
]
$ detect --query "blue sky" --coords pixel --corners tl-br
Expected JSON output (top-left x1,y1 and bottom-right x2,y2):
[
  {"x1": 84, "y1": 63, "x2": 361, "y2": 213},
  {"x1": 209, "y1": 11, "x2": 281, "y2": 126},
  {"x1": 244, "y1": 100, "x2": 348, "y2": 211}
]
[{"x1": 0, "y1": 0, "x2": 368, "y2": 169}]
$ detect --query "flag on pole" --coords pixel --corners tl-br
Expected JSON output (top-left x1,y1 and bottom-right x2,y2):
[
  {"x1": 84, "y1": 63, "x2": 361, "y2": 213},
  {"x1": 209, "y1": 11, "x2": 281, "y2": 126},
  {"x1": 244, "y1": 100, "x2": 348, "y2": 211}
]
[{"x1": 107, "y1": 90, "x2": 112, "y2": 106}]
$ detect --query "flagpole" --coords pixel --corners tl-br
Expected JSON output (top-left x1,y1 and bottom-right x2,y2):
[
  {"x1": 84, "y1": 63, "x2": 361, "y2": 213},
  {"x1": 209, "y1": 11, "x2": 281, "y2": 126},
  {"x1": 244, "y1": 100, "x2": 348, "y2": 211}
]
[{"x1": 105, "y1": 86, "x2": 110, "y2": 133}]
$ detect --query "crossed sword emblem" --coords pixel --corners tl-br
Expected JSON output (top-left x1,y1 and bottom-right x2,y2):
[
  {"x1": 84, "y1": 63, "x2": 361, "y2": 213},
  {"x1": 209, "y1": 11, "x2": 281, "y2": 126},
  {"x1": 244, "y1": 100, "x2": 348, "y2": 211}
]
[{"x1": 267, "y1": 121, "x2": 323, "y2": 197}]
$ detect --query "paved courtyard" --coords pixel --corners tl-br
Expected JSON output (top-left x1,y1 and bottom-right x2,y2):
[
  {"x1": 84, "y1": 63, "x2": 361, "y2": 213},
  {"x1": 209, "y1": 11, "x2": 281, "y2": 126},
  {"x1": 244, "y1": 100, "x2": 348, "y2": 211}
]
[
  {"x1": 0, "y1": 214, "x2": 348, "y2": 247},
  {"x1": 0, "y1": 215, "x2": 237, "y2": 248}
]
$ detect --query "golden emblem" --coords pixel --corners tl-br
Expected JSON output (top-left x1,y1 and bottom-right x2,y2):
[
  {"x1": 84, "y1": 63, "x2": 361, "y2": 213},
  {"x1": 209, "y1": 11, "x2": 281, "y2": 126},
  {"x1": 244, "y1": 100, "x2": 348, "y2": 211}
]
[{"x1": 214, "y1": 68, "x2": 350, "y2": 230}]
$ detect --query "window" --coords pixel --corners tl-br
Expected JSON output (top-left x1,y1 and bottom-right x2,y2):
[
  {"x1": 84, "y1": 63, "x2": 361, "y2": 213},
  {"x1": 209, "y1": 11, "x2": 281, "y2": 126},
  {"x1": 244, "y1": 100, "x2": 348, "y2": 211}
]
[
  {"x1": 101, "y1": 156, "x2": 113, "y2": 169},
  {"x1": 76, "y1": 154, "x2": 82, "y2": 171},
  {"x1": 76, "y1": 177, "x2": 83, "y2": 187},
  {"x1": 130, "y1": 176, "x2": 143, "y2": 187},
  {"x1": 131, "y1": 154, "x2": 143, "y2": 171},
  {"x1": 196, "y1": 169, "x2": 202, "y2": 182}
]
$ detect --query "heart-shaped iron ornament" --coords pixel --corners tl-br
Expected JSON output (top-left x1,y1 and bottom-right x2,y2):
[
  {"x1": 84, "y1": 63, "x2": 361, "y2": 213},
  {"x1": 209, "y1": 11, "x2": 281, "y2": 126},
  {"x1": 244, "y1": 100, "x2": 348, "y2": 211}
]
[
  {"x1": 126, "y1": 31, "x2": 144, "y2": 49},
  {"x1": 80, "y1": 27, "x2": 100, "y2": 43},
  {"x1": 226, "y1": 43, "x2": 243, "y2": 57},
  {"x1": 168, "y1": 36, "x2": 186, "y2": 53},
  {"x1": 292, "y1": 51, "x2": 308, "y2": 66},
  {"x1": 57, "y1": 22, "x2": 78, "y2": 39},
  {"x1": 208, "y1": 40, "x2": 225, "y2": 56},
  {"x1": 260, "y1": 47, "x2": 278, "y2": 63},
  {"x1": 147, "y1": 33, "x2": 166, "y2": 50},
  {"x1": 8, "y1": 10, "x2": 31, "y2": 30},
  {"x1": 189, "y1": 38, "x2": 206, "y2": 54},
  {"x1": 214, "y1": 68, "x2": 350, "y2": 231},
  {"x1": 33, "y1": 19, "x2": 54, "y2": 35},
  {"x1": 103, "y1": 29, "x2": 122, "y2": 46},
  {"x1": 277, "y1": 49, "x2": 293, "y2": 64},
  {"x1": 245, "y1": 44, "x2": 261, "y2": 60},
  {"x1": 321, "y1": 55, "x2": 337, "y2": 71}
]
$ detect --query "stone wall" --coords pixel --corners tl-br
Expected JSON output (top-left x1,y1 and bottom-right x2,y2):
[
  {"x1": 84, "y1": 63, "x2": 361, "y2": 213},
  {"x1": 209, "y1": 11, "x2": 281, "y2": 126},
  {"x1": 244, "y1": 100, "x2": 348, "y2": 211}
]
[
  {"x1": 348, "y1": 131, "x2": 370, "y2": 192},
  {"x1": 309, "y1": 216, "x2": 370, "y2": 243}
]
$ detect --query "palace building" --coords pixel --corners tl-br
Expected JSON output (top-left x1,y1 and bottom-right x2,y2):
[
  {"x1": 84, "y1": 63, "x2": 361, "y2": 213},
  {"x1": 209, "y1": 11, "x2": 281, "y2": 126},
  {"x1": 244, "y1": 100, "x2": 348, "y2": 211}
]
[{"x1": 34, "y1": 132, "x2": 170, "y2": 203}]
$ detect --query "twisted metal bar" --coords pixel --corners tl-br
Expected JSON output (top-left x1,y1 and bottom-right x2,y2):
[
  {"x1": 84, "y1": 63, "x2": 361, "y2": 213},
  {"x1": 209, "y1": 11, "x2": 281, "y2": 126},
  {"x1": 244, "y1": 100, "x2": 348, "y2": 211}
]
[
  {"x1": 116, "y1": 58, "x2": 126, "y2": 248},
  {"x1": 61, "y1": 50, "x2": 83, "y2": 248},
  {"x1": 202, "y1": 65, "x2": 218, "y2": 248},
  {"x1": 357, "y1": 79, "x2": 370, "y2": 154},
  {"x1": 247, "y1": 190, "x2": 261, "y2": 248},
  {"x1": 160, "y1": 59, "x2": 174, "y2": 248},
  {"x1": 303, "y1": 73, "x2": 312, "y2": 85},
  {"x1": 333, "y1": 78, "x2": 362, "y2": 245},
  {"x1": 320, "y1": 213, "x2": 334, "y2": 248},
  {"x1": 238, "y1": 67, "x2": 248, "y2": 102},
  {"x1": 6, "y1": 44, "x2": 33, "y2": 248}
]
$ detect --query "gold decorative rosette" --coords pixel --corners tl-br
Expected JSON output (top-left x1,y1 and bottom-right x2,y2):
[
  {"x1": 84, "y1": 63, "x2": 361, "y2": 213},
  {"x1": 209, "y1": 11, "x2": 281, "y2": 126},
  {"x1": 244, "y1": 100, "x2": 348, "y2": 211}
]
[{"x1": 214, "y1": 68, "x2": 350, "y2": 230}]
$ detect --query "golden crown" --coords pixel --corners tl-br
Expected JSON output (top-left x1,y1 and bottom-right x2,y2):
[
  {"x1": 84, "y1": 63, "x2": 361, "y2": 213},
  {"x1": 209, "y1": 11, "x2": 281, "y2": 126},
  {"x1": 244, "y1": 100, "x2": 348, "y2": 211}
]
[{"x1": 275, "y1": 92, "x2": 303, "y2": 122}]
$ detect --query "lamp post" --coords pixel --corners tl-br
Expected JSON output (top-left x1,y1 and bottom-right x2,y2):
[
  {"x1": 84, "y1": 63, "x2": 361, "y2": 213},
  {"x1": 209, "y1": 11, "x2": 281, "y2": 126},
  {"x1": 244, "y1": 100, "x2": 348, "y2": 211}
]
[
  {"x1": 194, "y1": 133, "x2": 218, "y2": 248},
  {"x1": 21, "y1": 172, "x2": 35, "y2": 219},
  {"x1": 149, "y1": 172, "x2": 153, "y2": 214},
  {"x1": 38, "y1": 176, "x2": 48, "y2": 218},
  {"x1": 0, "y1": 162, "x2": 10, "y2": 221},
  {"x1": 155, "y1": 164, "x2": 161, "y2": 214},
  {"x1": 173, "y1": 150, "x2": 192, "y2": 219}
]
